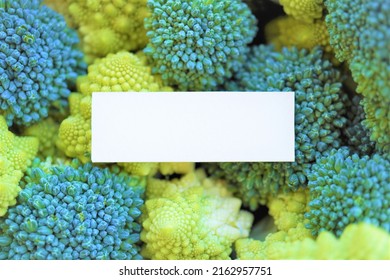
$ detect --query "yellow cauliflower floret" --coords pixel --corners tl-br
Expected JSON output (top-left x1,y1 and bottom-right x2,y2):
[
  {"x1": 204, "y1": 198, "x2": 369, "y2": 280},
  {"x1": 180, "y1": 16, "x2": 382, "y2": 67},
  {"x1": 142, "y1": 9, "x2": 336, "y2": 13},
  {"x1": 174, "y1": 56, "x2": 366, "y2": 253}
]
[
  {"x1": 118, "y1": 162, "x2": 195, "y2": 177},
  {"x1": 141, "y1": 170, "x2": 253, "y2": 259},
  {"x1": 0, "y1": 116, "x2": 38, "y2": 216},
  {"x1": 57, "y1": 52, "x2": 172, "y2": 168},
  {"x1": 44, "y1": 0, "x2": 68, "y2": 16},
  {"x1": 78, "y1": 52, "x2": 171, "y2": 94},
  {"x1": 22, "y1": 118, "x2": 63, "y2": 158},
  {"x1": 279, "y1": 0, "x2": 324, "y2": 23},
  {"x1": 266, "y1": 16, "x2": 331, "y2": 52},
  {"x1": 266, "y1": 188, "x2": 312, "y2": 242},
  {"x1": 146, "y1": 170, "x2": 230, "y2": 200},
  {"x1": 57, "y1": 94, "x2": 91, "y2": 163},
  {"x1": 236, "y1": 223, "x2": 390, "y2": 260},
  {"x1": 234, "y1": 189, "x2": 312, "y2": 260},
  {"x1": 0, "y1": 172, "x2": 22, "y2": 216},
  {"x1": 45, "y1": 0, "x2": 149, "y2": 63},
  {"x1": 268, "y1": 188, "x2": 310, "y2": 234},
  {"x1": 118, "y1": 163, "x2": 159, "y2": 177},
  {"x1": 159, "y1": 162, "x2": 194, "y2": 175}
]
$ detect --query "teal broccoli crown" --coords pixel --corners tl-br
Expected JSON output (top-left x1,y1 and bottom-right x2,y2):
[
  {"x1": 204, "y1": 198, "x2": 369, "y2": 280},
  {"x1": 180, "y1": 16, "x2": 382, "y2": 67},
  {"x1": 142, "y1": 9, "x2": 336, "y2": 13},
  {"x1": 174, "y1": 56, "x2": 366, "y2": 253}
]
[
  {"x1": 305, "y1": 147, "x2": 390, "y2": 237},
  {"x1": 211, "y1": 162, "x2": 296, "y2": 210},
  {"x1": 343, "y1": 94, "x2": 375, "y2": 155},
  {"x1": 227, "y1": 46, "x2": 347, "y2": 165},
  {"x1": 0, "y1": 0, "x2": 86, "y2": 126},
  {"x1": 325, "y1": 0, "x2": 390, "y2": 153},
  {"x1": 0, "y1": 160, "x2": 144, "y2": 260},
  {"x1": 144, "y1": 0, "x2": 257, "y2": 90},
  {"x1": 216, "y1": 46, "x2": 347, "y2": 209}
]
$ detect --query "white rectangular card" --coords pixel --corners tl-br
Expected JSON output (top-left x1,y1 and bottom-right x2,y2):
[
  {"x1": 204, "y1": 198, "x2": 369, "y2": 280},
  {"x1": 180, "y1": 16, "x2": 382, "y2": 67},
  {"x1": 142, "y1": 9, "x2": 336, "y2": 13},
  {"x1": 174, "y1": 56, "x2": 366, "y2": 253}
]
[{"x1": 91, "y1": 92, "x2": 294, "y2": 162}]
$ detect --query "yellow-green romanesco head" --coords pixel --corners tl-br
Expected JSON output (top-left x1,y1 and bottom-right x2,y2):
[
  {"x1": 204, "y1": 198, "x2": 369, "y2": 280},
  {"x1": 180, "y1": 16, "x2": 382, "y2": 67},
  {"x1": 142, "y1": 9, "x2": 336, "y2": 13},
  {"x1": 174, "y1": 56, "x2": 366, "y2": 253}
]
[
  {"x1": 77, "y1": 52, "x2": 172, "y2": 94},
  {"x1": 45, "y1": 0, "x2": 149, "y2": 63},
  {"x1": 22, "y1": 118, "x2": 63, "y2": 159},
  {"x1": 232, "y1": 188, "x2": 312, "y2": 260},
  {"x1": 279, "y1": 0, "x2": 324, "y2": 23},
  {"x1": 0, "y1": 116, "x2": 38, "y2": 216},
  {"x1": 141, "y1": 170, "x2": 254, "y2": 259},
  {"x1": 265, "y1": 16, "x2": 331, "y2": 53},
  {"x1": 43, "y1": 0, "x2": 68, "y2": 16},
  {"x1": 57, "y1": 52, "x2": 177, "y2": 175},
  {"x1": 117, "y1": 162, "x2": 194, "y2": 177},
  {"x1": 236, "y1": 223, "x2": 390, "y2": 260},
  {"x1": 268, "y1": 188, "x2": 310, "y2": 238},
  {"x1": 57, "y1": 93, "x2": 91, "y2": 163}
]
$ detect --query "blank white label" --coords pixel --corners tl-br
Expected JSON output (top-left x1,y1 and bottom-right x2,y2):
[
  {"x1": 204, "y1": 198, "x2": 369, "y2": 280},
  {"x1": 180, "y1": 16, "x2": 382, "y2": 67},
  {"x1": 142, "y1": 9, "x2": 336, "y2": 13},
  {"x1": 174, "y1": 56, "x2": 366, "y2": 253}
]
[{"x1": 92, "y1": 92, "x2": 295, "y2": 162}]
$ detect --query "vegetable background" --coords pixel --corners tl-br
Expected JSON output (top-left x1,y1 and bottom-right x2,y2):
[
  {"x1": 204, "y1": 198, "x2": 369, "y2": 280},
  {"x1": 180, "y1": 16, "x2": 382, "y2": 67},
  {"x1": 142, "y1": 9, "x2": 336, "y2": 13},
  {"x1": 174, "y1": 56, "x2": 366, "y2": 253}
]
[{"x1": 0, "y1": 0, "x2": 389, "y2": 260}]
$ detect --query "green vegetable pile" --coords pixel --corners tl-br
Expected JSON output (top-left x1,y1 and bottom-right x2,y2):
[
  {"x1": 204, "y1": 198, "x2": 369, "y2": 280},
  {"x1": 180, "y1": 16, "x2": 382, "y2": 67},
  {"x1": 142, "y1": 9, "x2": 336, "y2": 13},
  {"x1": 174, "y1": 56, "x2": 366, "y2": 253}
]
[{"x1": 0, "y1": 0, "x2": 388, "y2": 260}]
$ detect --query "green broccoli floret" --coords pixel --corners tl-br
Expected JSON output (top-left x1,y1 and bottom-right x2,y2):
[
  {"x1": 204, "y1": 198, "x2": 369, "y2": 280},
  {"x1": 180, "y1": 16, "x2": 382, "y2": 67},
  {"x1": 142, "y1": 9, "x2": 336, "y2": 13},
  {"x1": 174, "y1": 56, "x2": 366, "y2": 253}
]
[
  {"x1": 343, "y1": 94, "x2": 375, "y2": 155},
  {"x1": 305, "y1": 147, "x2": 390, "y2": 237},
  {"x1": 144, "y1": 0, "x2": 257, "y2": 90},
  {"x1": 0, "y1": 0, "x2": 86, "y2": 126},
  {"x1": 0, "y1": 159, "x2": 144, "y2": 260},
  {"x1": 325, "y1": 0, "x2": 390, "y2": 153},
  {"x1": 211, "y1": 45, "x2": 347, "y2": 209}
]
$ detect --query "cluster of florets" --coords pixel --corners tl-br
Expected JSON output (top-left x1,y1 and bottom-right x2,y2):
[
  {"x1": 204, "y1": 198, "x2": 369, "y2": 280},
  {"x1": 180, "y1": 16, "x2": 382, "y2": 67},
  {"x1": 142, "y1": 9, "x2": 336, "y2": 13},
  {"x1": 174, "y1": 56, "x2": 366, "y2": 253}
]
[
  {"x1": 343, "y1": 95, "x2": 375, "y2": 155},
  {"x1": 0, "y1": 160, "x2": 144, "y2": 260},
  {"x1": 279, "y1": 0, "x2": 324, "y2": 23},
  {"x1": 144, "y1": 0, "x2": 257, "y2": 90},
  {"x1": 141, "y1": 170, "x2": 253, "y2": 259},
  {"x1": 0, "y1": 116, "x2": 38, "y2": 216},
  {"x1": 305, "y1": 147, "x2": 390, "y2": 237},
  {"x1": 45, "y1": 0, "x2": 149, "y2": 63},
  {"x1": 0, "y1": 0, "x2": 85, "y2": 126},
  {"x1": 265, "y1": 16, "x2": 331, "y2": 53},
  {"x1": 236, "y1": 223, "x2": 390, "y2": 260},
  {"x1": 325, "y1": 0, "x2": 390, "y2": 153},
  {"x1": 213, "y1": 45, "x2": 347, "y2": 209},
  {"x1": 0, "y1": 0, "x2": 388, "y2": 261},
  {"x1": 57, "y1": 51, "x2": 171, "y2": 164}
]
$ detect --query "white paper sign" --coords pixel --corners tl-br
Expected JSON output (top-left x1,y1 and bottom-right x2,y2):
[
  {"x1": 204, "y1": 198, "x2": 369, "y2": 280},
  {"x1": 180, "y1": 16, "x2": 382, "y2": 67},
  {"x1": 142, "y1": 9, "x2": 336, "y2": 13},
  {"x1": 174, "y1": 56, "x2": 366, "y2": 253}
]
[{"x1": 92, "y1": 92, "x2": 294, "y2": 162}]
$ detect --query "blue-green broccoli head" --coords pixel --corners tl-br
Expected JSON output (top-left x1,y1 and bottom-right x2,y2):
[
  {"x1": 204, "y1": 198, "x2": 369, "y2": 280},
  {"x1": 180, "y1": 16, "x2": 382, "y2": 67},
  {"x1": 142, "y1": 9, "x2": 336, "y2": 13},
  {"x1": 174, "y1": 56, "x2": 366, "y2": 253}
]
[
  {"x1": 0, "y1": 159, "x2": 144, "y2": 260},
  {"x1": 214, "y1": 46, "x2": 348, "y2": 210},
  {"x1": 0, "y1": 0, "x2": 86, "y2": 126},
  {"x1": 305, "y1": 147, "x2": 390, "y2": 237},
  {"x1": 325, "y1": 0, "x2": 390, "y2": 153},
  {"x1": 144, "y1": 0, "x2": 257, "y2": 90},
  {"x1": 343, "y1": 94, "x2": 375, "y2": 156}
]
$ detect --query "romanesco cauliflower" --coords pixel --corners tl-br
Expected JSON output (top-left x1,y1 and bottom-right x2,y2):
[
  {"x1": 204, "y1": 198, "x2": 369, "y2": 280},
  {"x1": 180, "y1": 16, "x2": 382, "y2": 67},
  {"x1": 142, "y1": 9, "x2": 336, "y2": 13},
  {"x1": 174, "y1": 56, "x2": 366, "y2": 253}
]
[
  {"x1": 234, "y1": 188, "x2": 312, "y2": 259},
  {"x1": 44, "y1": 0, "x2": 149, "y2": 63},
  {"x1": 236, "y1": 223, "x2": 390, "y2": 260},
  {"x1": 266, "y1": 16, "x2": 331, "y2": 53},
  {"x1": 0, "y1": 116, "x2": 38, "y2": 216},
  {"x1": 22, "y1": 117, "x2": 63, "y2": 158},
  {"x1": 141, "y1": 170, "x2": 253, "y2": 259},
  {"x1": 57, "y1": 51, "x2": 170, "y2": 164},
  {"x1": 279, "y1": 0, "x2": 324, "y2": 23}
]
